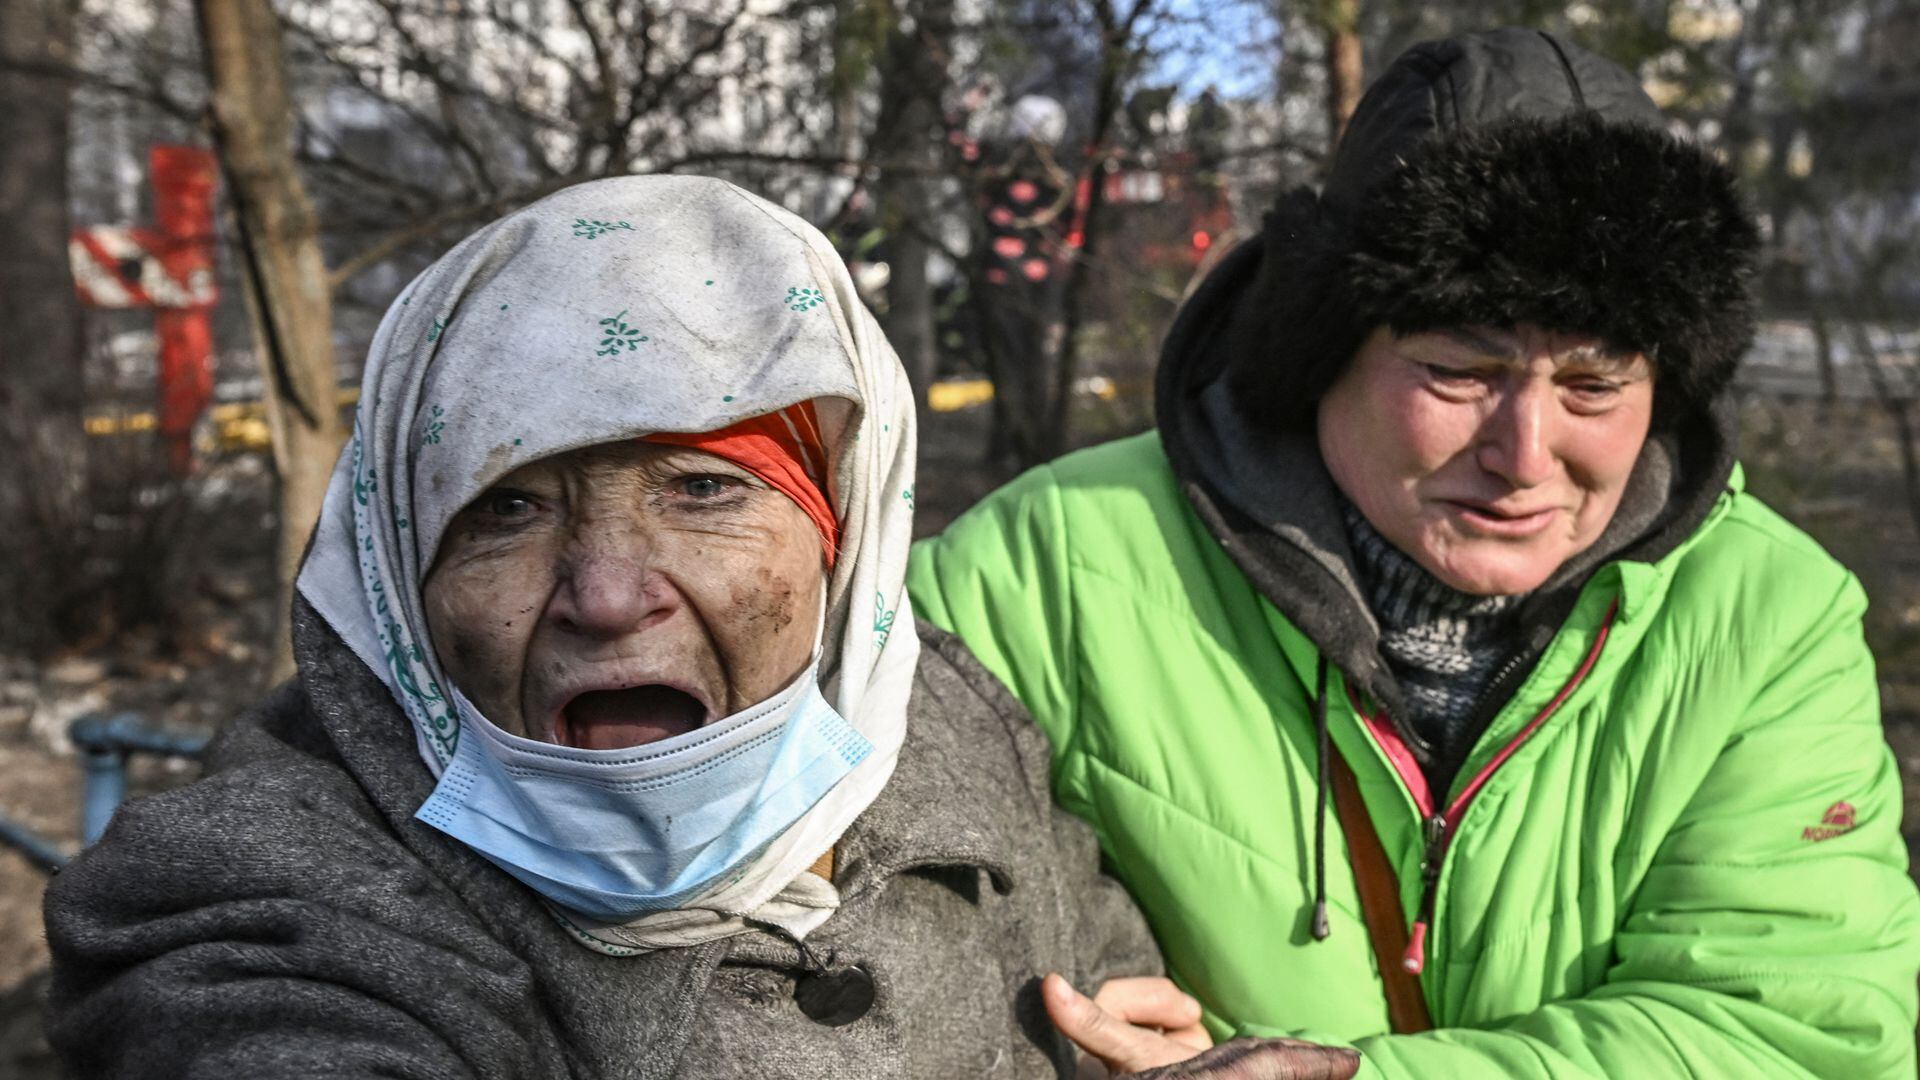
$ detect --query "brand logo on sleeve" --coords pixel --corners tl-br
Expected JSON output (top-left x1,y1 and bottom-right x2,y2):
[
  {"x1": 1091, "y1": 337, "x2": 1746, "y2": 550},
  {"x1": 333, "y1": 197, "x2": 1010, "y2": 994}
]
[{"x1": 1801, "y1": 801, "x2": 1858, "y2": 842}]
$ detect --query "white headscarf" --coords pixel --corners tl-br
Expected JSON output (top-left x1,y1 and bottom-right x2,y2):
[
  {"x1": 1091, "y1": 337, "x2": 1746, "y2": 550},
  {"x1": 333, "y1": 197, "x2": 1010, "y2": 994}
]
[{"x1": 298, "y1": 176, "x2": 919, "y2": 951}]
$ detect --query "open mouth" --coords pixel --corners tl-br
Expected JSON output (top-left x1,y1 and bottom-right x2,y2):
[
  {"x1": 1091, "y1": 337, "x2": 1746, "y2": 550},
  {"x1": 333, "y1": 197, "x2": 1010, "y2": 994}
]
[{"x1": 559, "y1": 685, "x2": 709, "y2": 750}]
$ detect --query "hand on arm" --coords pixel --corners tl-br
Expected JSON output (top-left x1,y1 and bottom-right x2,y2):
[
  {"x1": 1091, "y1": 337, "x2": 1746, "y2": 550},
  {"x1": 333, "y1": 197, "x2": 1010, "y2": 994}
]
[
  {"x1": 1044, "y1": 974, "x2": 1360, "y2": 1080},
  {"x1": 1043, "y1": 973, "x2": 1212, "y2": 1073}
]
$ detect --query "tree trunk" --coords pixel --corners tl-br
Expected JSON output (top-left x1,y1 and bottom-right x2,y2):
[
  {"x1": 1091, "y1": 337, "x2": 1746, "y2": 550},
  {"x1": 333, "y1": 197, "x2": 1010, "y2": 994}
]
[
  {"x1": 884, "y1": 213, "x2": 938, "y2": 403},
  {"x1": 1322, "y1": 0, "x2": 1363, "y2": 148},
  {"x1": 1045, "y1": 0, "x2": 1140, "y2": 460},
  {"x1": 872, "y1": 0, "x2": 951, "y2": 416},
  {"x1": 0, "y1": 0, "x2": 87, "y2": 652},
  {"x1": 196, "y1": 0, "x2": 344, "y2": 680},
  {"x1": 1845, "y1": 315, "x2": 1920, "y2": 542},
  {"x1": 828, "y1": 0, "x2": 863, "y2": 221},
  {"x1": 1807, "y1": 281, "x2": 1839, "y2": 406}
]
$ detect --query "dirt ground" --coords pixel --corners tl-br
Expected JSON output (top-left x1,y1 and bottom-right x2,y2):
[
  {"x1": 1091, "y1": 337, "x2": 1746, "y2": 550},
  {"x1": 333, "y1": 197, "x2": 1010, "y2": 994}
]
[{"x1": 1, "y1": 393, "x2": 1916, "y2": 1072}]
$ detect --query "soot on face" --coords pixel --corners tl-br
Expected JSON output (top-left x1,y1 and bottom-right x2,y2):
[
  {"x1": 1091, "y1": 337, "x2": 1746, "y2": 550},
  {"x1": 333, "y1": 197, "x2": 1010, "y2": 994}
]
[
  {"x1": 730, "y1": 573, "x2": 798, "y2": 634},
  {"x1": 422, "y1": 440, "x2": 828, "y2": 747}
]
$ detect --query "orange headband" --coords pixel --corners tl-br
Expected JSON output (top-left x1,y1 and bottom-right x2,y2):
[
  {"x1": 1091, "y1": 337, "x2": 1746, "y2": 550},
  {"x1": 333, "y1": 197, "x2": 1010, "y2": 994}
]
[{"x1": 645, "y1": 401, "x2": 839, "y2": 567}]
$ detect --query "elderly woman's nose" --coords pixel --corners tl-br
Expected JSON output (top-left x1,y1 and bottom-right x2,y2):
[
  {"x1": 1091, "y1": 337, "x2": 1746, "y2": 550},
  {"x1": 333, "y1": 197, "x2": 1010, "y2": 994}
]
[
  {"x1": 1476, "y1": 379, "x2": 1559, "y2": 488},
  {"x1": 550, "y1": 527, "x2": 678, "y2": 637}
]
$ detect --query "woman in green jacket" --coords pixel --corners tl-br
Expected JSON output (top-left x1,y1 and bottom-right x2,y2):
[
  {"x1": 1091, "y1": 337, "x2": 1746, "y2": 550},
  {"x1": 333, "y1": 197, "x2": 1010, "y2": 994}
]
[{"x1": 910, "y1": 28, "x2": 1920, "y2": 1079}]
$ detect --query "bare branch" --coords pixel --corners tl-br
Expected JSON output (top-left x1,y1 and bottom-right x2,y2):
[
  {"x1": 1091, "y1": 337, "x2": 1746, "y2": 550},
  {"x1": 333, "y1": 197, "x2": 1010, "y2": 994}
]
[
  {"x1": 324, "y1": 175, "x2": 573, "y2": 290},
  {"x1": 363, "y1": 0, "x2": 504, "y2": 196},
  {"x1": 0, "y1": 55, "x2": 202, "y2": 125}
]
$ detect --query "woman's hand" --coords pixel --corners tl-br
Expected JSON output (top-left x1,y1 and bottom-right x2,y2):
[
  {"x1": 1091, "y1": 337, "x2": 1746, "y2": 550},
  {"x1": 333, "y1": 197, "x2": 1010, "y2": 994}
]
[
  {"x1": 1042, "y1": 973, "x2": 1213, "y2": 1075},
  {"x1": 1043, "y1": 974, "x2": 1363, "y2": 1080}
]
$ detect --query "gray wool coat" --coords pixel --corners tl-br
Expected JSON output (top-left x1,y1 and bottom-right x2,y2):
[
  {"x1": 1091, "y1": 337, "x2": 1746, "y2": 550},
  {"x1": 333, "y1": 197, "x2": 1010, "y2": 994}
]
[{"x1": 41, "y1": 602, "x2": 1162, "y2": 1079}]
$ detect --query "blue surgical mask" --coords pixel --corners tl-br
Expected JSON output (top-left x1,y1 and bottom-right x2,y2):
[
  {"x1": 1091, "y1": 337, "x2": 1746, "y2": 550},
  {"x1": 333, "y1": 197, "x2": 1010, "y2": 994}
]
[{"x1": 415, "y1": 661, "x2": 872, "y2": 923}]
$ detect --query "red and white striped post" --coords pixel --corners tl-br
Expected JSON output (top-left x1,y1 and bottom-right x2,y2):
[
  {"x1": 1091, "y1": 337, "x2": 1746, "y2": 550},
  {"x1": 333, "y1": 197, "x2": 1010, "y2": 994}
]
[{"x1": 69, "y1": 145, "x2": 220, "y2": 474}]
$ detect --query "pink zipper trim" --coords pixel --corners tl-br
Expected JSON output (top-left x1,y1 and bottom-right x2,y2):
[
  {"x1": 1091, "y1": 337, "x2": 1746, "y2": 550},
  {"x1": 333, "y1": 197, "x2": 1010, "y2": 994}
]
[
  {"x1": 1346, "y1": 600, "x2": 1620, "y2": 978},
  {"x1": 1356, "y1": 706, "x2": 1435, "y2": 817},
  {"x1": 1443, "y1": 601, "x2": 1618, "y2": 822}
]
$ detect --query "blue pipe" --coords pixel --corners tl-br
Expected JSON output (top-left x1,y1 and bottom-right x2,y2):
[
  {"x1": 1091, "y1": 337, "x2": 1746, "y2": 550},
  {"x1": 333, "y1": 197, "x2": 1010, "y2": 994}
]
[
  {"x1": 68, "y1": 712, "x2": 211, "y2": 846},
  {"x1": 68, "y1": 712, "x2": 211, "y2": 760},
  {"x1": 0, "y1": 811, "x2": 68, "y2": 872},
  {"x1": 79, "y1": 747, "x2": 128, "y2": 845},
  {"x1": 0, "y1": 713, "x2": 212, "y2": 872}
]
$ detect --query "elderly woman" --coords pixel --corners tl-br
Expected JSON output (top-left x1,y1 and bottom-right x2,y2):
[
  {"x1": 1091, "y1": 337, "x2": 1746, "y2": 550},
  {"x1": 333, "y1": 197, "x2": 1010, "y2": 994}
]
[
  {"x1": 42, "y1": 176, "x2": 1175, "y2": 1079},
  {"x1": 913, "y1": 28, "x2": 1920, "y2": 1078}
]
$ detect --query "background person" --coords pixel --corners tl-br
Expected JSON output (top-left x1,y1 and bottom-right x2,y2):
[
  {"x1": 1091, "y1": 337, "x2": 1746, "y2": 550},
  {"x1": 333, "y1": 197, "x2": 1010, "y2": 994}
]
[{"x1": 912, "y1": 27, "x2": 1920, "y2": 1078}]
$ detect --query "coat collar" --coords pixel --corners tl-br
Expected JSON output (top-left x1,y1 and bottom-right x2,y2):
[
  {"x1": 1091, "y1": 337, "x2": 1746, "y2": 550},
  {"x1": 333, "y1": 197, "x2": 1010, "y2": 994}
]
[
  {"x1": 833, "y1": 648, "x2": 1020, "y2": 902},
  {"x1": 287, "y1": 601, "x2": 1019, "y2": 962},
  {"x1": 723, "y1": 625, "x2": 1027, "y2": 975},
  {"x1": 287, "y1": 597, "x2": 724, "y2": 1079}
]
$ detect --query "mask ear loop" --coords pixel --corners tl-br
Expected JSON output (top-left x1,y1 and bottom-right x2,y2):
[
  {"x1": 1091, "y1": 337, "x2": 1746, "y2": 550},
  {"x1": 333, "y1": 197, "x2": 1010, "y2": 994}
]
[
  {"x1": 744, "y1": 916, "x2": 832, "y2": 974},
  {"x1": 811, "y1": 577, "x2": 829, "y2": 660},
  {"x1": 795, "y1": 576, "x2": 830, "y2": 683}
]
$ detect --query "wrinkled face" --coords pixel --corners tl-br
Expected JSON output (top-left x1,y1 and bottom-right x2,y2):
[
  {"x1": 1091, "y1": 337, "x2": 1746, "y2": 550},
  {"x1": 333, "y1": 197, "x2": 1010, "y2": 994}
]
[
  {"x1": 423, "y1": 441, "x2": 826, "y2": 750},
  {"x1": 1317, "y1": 324, "x2": 1655, "y2": 596}
]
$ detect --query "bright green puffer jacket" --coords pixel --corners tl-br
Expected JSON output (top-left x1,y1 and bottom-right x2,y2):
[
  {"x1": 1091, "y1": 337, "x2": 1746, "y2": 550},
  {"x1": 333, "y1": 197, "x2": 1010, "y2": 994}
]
[{"x1": 908, "y1": 430, "x2": 1920, "y2": 1078}]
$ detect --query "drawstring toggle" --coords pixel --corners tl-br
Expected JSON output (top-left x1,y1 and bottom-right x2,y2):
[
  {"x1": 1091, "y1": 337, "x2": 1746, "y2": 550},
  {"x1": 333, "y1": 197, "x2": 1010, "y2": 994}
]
[{"x1": 1403, "y1": 921, "x2": 1429, "y2": 974}]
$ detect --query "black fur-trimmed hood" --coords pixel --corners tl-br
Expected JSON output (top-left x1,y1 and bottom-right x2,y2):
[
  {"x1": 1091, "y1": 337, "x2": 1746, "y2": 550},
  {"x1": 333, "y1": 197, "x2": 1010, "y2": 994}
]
[
  {"x1": 1214, "y1": 26, "x2": 1759, "y2": 434},
  {"x1": 1225, "y1": 110, "x2": 1759, "y2": 431}
]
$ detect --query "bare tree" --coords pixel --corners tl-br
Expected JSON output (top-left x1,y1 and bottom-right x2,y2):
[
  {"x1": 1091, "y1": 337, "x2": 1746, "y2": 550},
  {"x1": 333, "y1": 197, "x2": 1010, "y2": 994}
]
[
  {"x1": 0, "y1": 0, "x2": 88, "y2": 652},
  {"x1": 1816, "y1": 213, "x2": 1920, "y2": 541},
  {"x1": 197, "y1": 0, "x2": 347, "y2": 677},
  {"x1": 1846, "y1": 318, "x2": 1920, "y2": 540},
  {"x1": 279, "y1": 0, "x2": 812, "y2": 301},
  {"x1": 1044, "y1": 0, "x2": 1154, "y2": 458},
  {"x1": 868, "y1": 0, "x2": 958, "y2": 412},
  {"x1": 1314, "y1": 0, "x2": 1362, "y2": 142}
]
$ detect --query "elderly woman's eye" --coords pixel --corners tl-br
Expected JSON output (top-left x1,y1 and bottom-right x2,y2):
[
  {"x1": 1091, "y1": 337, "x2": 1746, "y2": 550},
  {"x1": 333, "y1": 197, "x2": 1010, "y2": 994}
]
[
  {"x1": 481, "y1": 489, "x2": 540, "y2": 518},
  {"x1": 675, "y1": 475, "x2": 736, "y2": 499}
]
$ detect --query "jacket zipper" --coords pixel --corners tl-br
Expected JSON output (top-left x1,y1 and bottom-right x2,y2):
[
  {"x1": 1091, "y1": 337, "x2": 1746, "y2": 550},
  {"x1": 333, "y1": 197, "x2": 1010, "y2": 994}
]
[
  {"x1": 1434, "y1": 587, "x2": 1592, "y2": 787},
  {"x1": 1350, "y1": 600, "x2": 1619, "y2": 976}
]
